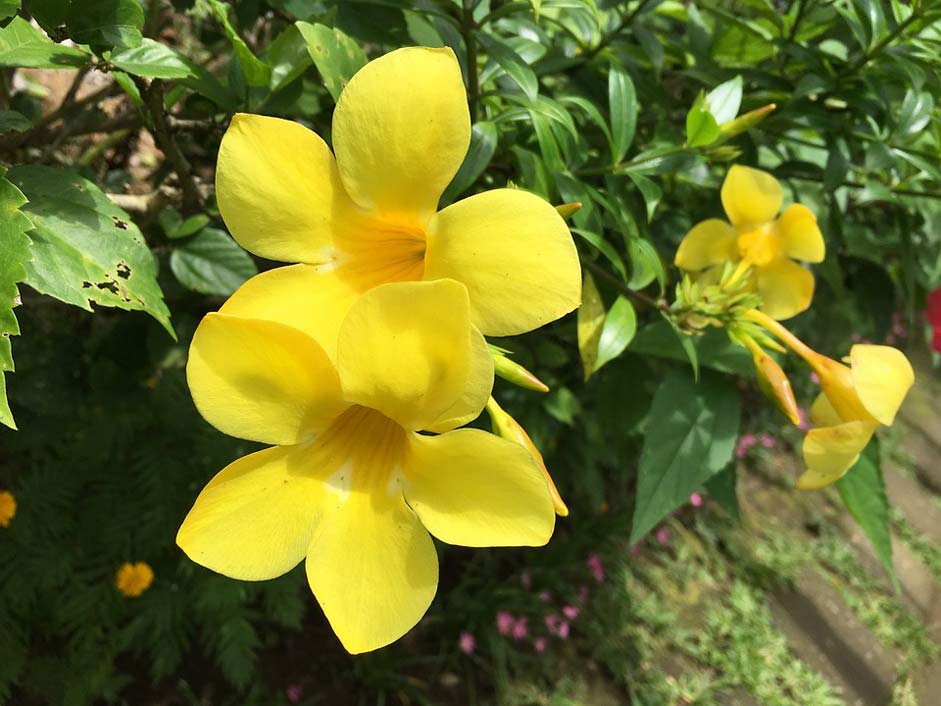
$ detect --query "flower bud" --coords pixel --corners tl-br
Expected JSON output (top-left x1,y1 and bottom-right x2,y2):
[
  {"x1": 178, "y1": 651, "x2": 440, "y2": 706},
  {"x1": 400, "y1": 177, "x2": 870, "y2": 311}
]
[
  {"x1": 751, "y1": 349, "x2": 801, "y2": 426},
  {"x1": 486, "y1": 398, "x2": 568, "y2": 517},
  {"x1": 718, "y1": 104, "x2": 776, "y2": 138},
  {"x1": 492, "y1": 352, "x2": 549, "y2": 393},
  {"x1": 555, "y1": 202, "x2": 582, "y2": 220}
]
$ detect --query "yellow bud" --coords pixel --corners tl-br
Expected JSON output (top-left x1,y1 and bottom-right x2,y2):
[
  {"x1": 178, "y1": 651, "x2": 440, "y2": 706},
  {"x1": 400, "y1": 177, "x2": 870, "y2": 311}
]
[
  {"x1": 115, "y1": 561, "x2": 154, "y2": 597},
  {"x1": 718, "y1": 103, "x2": 776, "y2": 138},
  {"x1": 751, "y1": 349, "x2": 801, "y2": 426},
  {"x1": 555, "y1": 202, "x2": 582, "y2": 220},
  {"x1": 492, "y1": 353, "x2": 549, "y2": 393},
  {"x1": 486, "y1": 398, "x2": 569, "y2": 517}
]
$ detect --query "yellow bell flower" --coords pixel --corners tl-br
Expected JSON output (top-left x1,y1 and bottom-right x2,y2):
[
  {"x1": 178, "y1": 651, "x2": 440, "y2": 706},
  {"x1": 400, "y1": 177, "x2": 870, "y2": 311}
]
[
  {"x1": 115, "y1": 562, "x2": 154, "y2": 597},
  {"x1": 675, "y1": 165, "x2": 825, "y2": 320},
  {"x1": 0, "y1": 490, "x2": 16, "y2": 527},
  {"x1": 213, "y1": 46, "x2": 580, "y2": 360},
  {"x1": 178, "y1": 280, "x2": 555, "y2": 654},
  {"x1": 745, "y1": 309, "x2": 914, "y2": 489}
]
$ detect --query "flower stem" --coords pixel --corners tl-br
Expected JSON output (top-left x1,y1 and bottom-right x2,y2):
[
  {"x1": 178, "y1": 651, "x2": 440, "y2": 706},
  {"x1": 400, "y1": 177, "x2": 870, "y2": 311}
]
[
  {"x1": 744, "y1": 309, "x2": 823, "y2": 373},
  {"x1": 583, "y1": 260, "x2": 668, "y2": 311},
  {"x1": 462, "y1": 1, "x2": 480, "y2": 123}
]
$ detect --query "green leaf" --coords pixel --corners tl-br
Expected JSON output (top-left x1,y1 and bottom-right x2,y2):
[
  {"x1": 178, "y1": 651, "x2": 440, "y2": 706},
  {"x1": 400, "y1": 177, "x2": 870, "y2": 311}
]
[
  {"x1": 895, "y1": 89, "x2": 933, "y2": 137},
  {"x1": 627, "y1": 236, "x2": 664, "y2": 292},
  {"x1": 66, "y1": 0, "x2": 144, "y2": 53},
  {"x1": 0, "y1": 16, "x2": 89, "y2": 69},
  {"x1": 0, "y1": 110, "x2": 31, "y2": 134},
  {"x1": 836, "y1": 440, "x2": 899, "y2": 590},
  {"x1": 0, "y1": 168, "x2": 33, "y2": 430},
  {"x1": 686, "y1": 104, "x2": 720, "y2": 147},
  {"x1": 169, "y1": 228, "x2": 258, "y2": 297},
  {"x1": 608, "y1": 61, "x2": 637, "y2": 164},
  {"x1": 295, "y1": 21, "x2": 367, "y2": 103},
  {"x1": 0, "y1": 0, "x2": 20, "y2": 21},
  {"x1": 441, "y1": 121, "x2": 498, "y2": 205},
  {"x1": 595, "y1": 296, "x2": 636, "y2": 372},
  {"x1": 705, "y1": 464, "x2": 740, "y2": 520},
  {"x1": 208, "y1": 0, "x2": 272, "y2": 87},
  {"x1": 8, "y1": 165, "x2": 173, "y2": 337},
  {"x1": 478, "y1": 34, "x2": 539, "y2": 103},
  {"x1": 111, "y1": 39, "x2": 235, "y2": 108},
  {"x1": 577, "y1": 270, "x2": 604, "y2": 381},
  {"x1": 630, "y1": 320, "x2": 753, "y2": 375},
  {"x1": 630, "y1": 369, "x2": 740, "y2": 543},
  {"x1": 704, "y1": 75, "x2": 743, "y2": 125},
  {"x1": 571, "y1": 228, "x2": 627, "y2": 281},
  {"x1": 627, "y1": 172, "x2": 661, "y2": 222}
]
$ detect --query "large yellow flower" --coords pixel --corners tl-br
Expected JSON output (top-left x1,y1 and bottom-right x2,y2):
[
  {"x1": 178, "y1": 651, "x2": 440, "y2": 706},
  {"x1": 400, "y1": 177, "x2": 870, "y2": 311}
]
[
  {"x1": 214, "y1": 46, "x2": 580, "y2": 360},
  {"x1": 675, "y1": 165, "x2": 825, "y2": 320},
  {"x1": 178, "y1": 280, "x2": 555, "y2": 654},
  {"x1": 798, "y1": 345, "x2": 914, "y2": 489}
]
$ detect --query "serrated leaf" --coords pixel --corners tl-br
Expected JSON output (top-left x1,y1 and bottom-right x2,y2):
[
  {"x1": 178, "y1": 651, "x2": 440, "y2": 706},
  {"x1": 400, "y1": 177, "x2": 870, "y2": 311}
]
[
  {"x1": 577, "y1": 270, "x2": 604, "y2": 381},
  {"x1": 295, "y1": 21, "x2": 367, "y2": 102},
  {"x1": 208, "y1": 0, "x2": 271, "y2": 87},
  {"x1": 836, "y1": 440, "x2": 899, "y2": 590},
  {"x1": 686, "y1": 105, "x2": 720, "y2": 147},
  {"x1": 441, "y1": 121, "x2": 498, "y2": 205},
  {"x1": 478, "y1": 34, "x2": 539, "y2": 103},
  {"x1": 8, "y1": 165, "x2": 173, "y2": 337},
  {"x1": 608, "y1": 61, "x2": 637, "y2": 164},
  {"x1": 705, "y1": 75, "x2": 743, "y2": 125},
  {"x1": 0, "y1": 168, "x2": 33, "y2": 430},
  {"x1": 595, "y1": 296, "x2": 636, "y2": 372},
  {"x1": 631, "y1": 370, "x2": 740, "y2": 543},
  {"x1": 169, "y1": 228, "x2": 258, "y2": 297},
  {"x1": 0, "y1": 16, "x2": 89, "y2": 68},
  {"x1": 66, "y1": 0, "x2": 144, "y2": 53}
]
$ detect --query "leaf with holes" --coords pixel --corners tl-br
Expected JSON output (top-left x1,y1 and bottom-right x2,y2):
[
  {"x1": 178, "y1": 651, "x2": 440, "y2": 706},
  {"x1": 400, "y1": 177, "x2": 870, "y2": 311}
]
[
  {"x1": 8, "y1": 165, "x2": 173, "y2": 338},
  {"x1": 296, "y1": 21, "x2": 367, "y2": 102}
]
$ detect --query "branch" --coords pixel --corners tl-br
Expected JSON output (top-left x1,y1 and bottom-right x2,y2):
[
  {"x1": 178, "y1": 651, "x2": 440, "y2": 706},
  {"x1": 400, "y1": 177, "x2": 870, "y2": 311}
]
[{"x1": 583, "y1": 259, "x2": 668, "y2": 311}]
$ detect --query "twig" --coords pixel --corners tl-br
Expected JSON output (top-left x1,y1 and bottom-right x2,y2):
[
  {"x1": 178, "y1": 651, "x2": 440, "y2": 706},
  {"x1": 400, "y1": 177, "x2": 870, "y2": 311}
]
[
  {"x1": 583, "y1": 259, "x2": 668, "y2": 311},
  {"x1": 583, "y1": 0, "x2": 656, "y2": 60},
  {"x1": 462, "y1": 0, "x2": 480, "y2": 122},
  {"x1": 133, "y1": 76, "x2": 202, "y2": 213}
]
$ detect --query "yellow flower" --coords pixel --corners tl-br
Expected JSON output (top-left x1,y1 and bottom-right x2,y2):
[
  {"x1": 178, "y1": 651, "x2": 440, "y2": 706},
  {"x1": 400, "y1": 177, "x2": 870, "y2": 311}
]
[
  {"x1": 796, "y1": 345, "x2": 914, "y2": 489},
  {"x1": 214, "y1": 46, "x2": 580, "y2": 360},
  {"x1": 0, "y1": 490, "x2": 16, "y2": 527},
  {"x1": 675, "y1": 165, "x2": 825, "y2": 320},
  {"x1": 178, "y1": 280, "x2": 555, "y2": 654},
  {"x1": 115, "y1": 562, "x2": 154, "y2": 597}
]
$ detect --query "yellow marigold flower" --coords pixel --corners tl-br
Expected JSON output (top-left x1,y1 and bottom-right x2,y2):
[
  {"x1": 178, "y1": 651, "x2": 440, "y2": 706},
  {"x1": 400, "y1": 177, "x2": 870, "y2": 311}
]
[
  {"x1": 115, "y1": 561, "x2": 154, "y2": 597},
  {"x1": 178, "y1": 280, "x2": 556, "y2": 655},
  {"x1": 0, "y1": 490, "x2": 16, "y2": 527},
  {"x1": 675, "y1": 165, "x2": 825, "y2": 320},
  {"x1": 214, "y1": 46, "x2": 580, "y2": 358}
]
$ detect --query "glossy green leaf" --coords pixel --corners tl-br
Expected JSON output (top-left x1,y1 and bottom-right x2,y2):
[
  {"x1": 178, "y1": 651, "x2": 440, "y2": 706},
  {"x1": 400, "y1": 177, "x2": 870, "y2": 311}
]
[
  {"x1": 704, "y1": 75, "x2": 742, "y2": 125},
  {"x1": 0, "y1": 0, "x2": 19, "y2": 20},
  {"x1": 441, "y1": 121, "x2": 498, "y2": 205},
  {"x1": 0, "y1": 168, "x2": 33, "y2": 430},
  {"x1": 630, "y1": 320, "x2": 752, "y2": 375},
  {"x1": 209, "y1": 0, "x2": 272, "y2": 87},
  {"x1": 836, "y1": 440, "x2": 899, "y2": 590},
  {"x1": 627, "y1": 172, "x2": 662, "y2": 222},
  {"x1": 706, "y1": 464, "x2": 740, "y2": 520},
  {"x1": 478, "y1": 34, "x2": 539, "y2": 103},
  {"x1": 608, "y1": 61, "x2": 637, "y2": 164},
  {"x1": 170, "y1": 228, "x2": 258, "y2": 297},
  {"x1": 895, "y1": 90, "x2": 933, "y2": 137},
  {"x1": 8, "y1": 165, "x2": 173, "y2": 337},
  {"x1": 67, "y1": 0, "x2": 144, "y2": 53},
  {"x1": 577, "y1": 270, "x2": 604, "y2": 381},
  {"x1": 0, "y1": 16, "x2": 89, "y2": 68},
  {"x1": 686, "y1": 104, "x2": 720, "y2": 147},
  {"x1": 631, "y1": 369, "x2": 740, "y2": 543},
  {"x1": 296, "y1": 21, "x2": 367, "y2": 102},
  {"x1": 595, "y1": 296, "x2": 636, "y2": 372},
  {"x1": 572, "y1": 228, "x2": 627, "y2": 281}
]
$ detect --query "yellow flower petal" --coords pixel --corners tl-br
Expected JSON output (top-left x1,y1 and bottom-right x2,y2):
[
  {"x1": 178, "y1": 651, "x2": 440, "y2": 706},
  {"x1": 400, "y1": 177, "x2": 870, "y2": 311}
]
[
  {"x1": 306, "y1": 486, "x2": 437, "y2": 654},
  {"x1": 216, "y1": 114, "x2": 360, "y2": 264},
  {"x1": 777, "y1": 203, "x2": 825, "y2": 263},
  {"x1": 0, "y1": 490, "x2": 15, "y2": 528},
  {"x1": 424, "y1": 188, "x2": 580, "y2": 336},
  {"x1": 178, "y1": 445, "x2": 325, "y2": 580},
  {"x1": 850, "y1": 344, "x2": 914, "y2": 426},
  {"x1": 797, "y1": 420, "x2": 877, "y2": 489},
  {"x1": 337, "y1": 280, "x2": 481, "y2": 431},
  {"x1": 809, "y1": 392, "x2": 843, "y2": 427},
  {"x1": 755, "y1": 257, "x2": 814, "y2": 320},
  {"x1": 219, "y1": 264, "x2": 360, "y2": 362},
  {"x1": 404, "y1": 429, "x2": 555, "y2": 547},
  {"x1": 187, "y1": 314, "x2": 345, "y2": 445},
  {"x1": 424, "y1": 327, "x2": 494, "y2": 433},
  {"x1": 332, "y1": 47, "x2": 470, "y2": 229},
  {"x1": 721, "y1": 165, "x2": 783, "y2": 227},
  {"x1": 674, "y1": 218, "x2": 737, "y2": 271}
]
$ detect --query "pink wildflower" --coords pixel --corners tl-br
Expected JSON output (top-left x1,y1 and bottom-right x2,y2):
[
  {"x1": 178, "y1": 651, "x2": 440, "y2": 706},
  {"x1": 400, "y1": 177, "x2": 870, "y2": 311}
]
[
  {"x1": 735, "y1": 433, "x2": 756, "y2": 458},
  {"x1": 689, "y1": 492, "x2": 703, "y2": 507},
  {"x1": 587, "y1": 552, "x2": 605, "y2": 582},
  {"x1": 533, "y1": 637, "x2": 547, "y2": 653},
  {"x1": 545, "y1": 613, "x2": 561, "y2": 632},
  {"x1": 511, "y1": 617, "x2": 528, "y2": 640},
  {"x1": 558, "y1": 621, "x2": 570, "y2": 639},
  {"x1": 286, "y1": 685, "x2": 303, "y2": 704},
  {"x1": 577, "y1": 584, "x2": 590, "y2": 604},
  {"x1": 797, "y1": 407, "x2": 810, "y2": 431},
  {"x1": 496, "y1": 611, "x2": 515, "y2": 636},
  {"x1": 759, "y1": 433, "x2": 776, "y2": 448},
  {"x1": 539, "y1": 590, "x2": 553, "y2": 604},
  {"x1": 459, "y1": 631, "x2": 476, "y2": 655},
  {"x1": 655, "y1": 526, "x2": 671, "y2": 546},
  {"x1": 562, "y1": 605, "x2": 579, "y2": 621}
]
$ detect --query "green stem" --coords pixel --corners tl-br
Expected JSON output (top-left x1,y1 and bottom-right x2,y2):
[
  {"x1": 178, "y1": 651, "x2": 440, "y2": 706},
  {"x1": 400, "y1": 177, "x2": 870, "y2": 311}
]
[
  {"x1": 583, "y1": 259, "x2": 668, "y2": 310},
  {"x1": 462, "y1": 1, "x2": 480, "y2": 123}
]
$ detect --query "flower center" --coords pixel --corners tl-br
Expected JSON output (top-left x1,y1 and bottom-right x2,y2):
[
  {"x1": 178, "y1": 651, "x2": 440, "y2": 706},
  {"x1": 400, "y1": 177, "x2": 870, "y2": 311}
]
[
  {"x1": 736, "y1": 223, "x2": 779, "y2": 267},
  {"x1": 336, "y1": 221, "x2": 427, "y2": 290},
  {"x1": 314, "y1": 405, "x2": 410, "y2": 500}
]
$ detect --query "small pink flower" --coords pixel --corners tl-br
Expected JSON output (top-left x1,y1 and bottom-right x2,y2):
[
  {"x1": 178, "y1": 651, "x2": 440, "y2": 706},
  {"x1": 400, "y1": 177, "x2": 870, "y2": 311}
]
[
  {"x1": 562, "y1": 604, "x2": 579, "y2": 621},
  {"x1": 286, "y1": 685, "x2": 303, "y2": 704},
  {"x1": 655, "y1": 526, "x2": 670, "y2": 546},
  {"x1": 545, "y1": 613, "x2": 561, "y2": 632},
  {"x1": 759, "y1": 433, "x2": 776, "y2": 448},
  {"x1": 520, "y1": 571, "x2": 532, "y2": 591},
  {"x1": 689, "y1": 492, "x2": 703, "y2": 507},
  {"x1": 496, "y1": 611, "x2": 515, "y2": 636},
  {"x1": 539, "y1": 590, "x2": 553, "y2": 604},
  {"x1": 533, "y1": 637, "x2": 547, "y2": 653},
  {"x1": 797, "y1": 407, "x2": 810, "y2": 431},
  {"x1": 511, "y1": 617, "x2": 528, "y2": 640},
  {"x1": 577, "y1": 584, "x2": 590, "y2": 604},
  {"x1": 459, "y1": 631, "x2": 476, "y2": 655},
  {"x1": 557, "y1": 621, "x2": 570, "y2": 639},
  {"x1": 630, "y1": 542, "x2": 643, "y2": 558},
  {"x1": 735, "y1": 433, "x2": 756, "y2": 458},
  {"x1": 587, "y1": 552, "x2": 605, "y2": 582}
]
